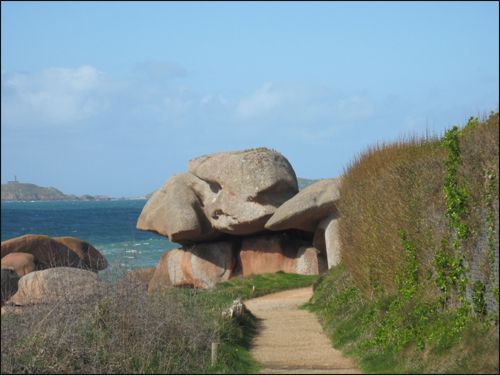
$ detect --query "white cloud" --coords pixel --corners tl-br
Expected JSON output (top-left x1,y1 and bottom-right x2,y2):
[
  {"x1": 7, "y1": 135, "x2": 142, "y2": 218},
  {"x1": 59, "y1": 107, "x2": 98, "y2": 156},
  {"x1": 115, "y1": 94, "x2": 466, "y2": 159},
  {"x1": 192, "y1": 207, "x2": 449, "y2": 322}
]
[
  {"x1": 1, "y1": 66, "x2": 115, "y2": 127},
  {"x1": 235, "y1": 81, "x2": 375, "y2": 124}
]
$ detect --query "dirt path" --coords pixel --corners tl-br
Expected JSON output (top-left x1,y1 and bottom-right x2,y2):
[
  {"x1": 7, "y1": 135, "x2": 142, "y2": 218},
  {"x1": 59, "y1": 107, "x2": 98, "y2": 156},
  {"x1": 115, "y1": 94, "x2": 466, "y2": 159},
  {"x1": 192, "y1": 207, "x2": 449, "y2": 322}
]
[{"x1": 243, "y1": 286, "x2": 362, "y2": 374}]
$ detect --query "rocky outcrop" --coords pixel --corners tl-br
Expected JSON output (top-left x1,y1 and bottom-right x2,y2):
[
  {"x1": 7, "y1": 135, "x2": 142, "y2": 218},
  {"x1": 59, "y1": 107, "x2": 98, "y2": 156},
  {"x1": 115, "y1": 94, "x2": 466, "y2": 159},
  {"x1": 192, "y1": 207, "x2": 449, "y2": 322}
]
[
  {"x1": 137, "y1": 149, "x2": 298, "y2": 244},
  {"x1": 53, "y1": 237, "x2": 108, "y2": 271},
  {"x1": 138, "y1": 149, "x2": 338, "y2": 289},
  {"x1": 8, "y1": 267, "x2": 108, "y2": 305},
  {"x1": 1, "y1": 235, "x2": 83, "y2": 269},
  {"x1": 1, "y1": 252, "x2": 38, "y2": 276},
  {"x1": 265, "y1": 177, "x2": 342, "y2": 232},
  {"x1": 1, "y1": 235, "x2": 108, "y2": 272}
]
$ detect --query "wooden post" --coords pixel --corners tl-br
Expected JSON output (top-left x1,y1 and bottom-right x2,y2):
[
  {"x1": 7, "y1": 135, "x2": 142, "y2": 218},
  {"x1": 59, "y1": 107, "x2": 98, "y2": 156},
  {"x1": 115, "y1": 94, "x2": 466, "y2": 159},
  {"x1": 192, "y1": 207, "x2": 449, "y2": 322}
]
[{"x1": 211, "y1": 342, "x2": 218, "y2": 365}]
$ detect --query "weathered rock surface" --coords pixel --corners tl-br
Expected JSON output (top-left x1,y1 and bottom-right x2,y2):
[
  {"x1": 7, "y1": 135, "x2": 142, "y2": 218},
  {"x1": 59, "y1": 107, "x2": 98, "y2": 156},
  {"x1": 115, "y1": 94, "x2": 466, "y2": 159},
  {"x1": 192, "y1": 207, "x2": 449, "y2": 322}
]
[
  {"x1": 53, "y1": 237, "x2": 108, "y2": 271},
  {"x1": 265, "y1": 177, "x2": 342, "y2": 233},
  {"x1": 137, "y1": 172, "x2": 223, "y2": 244},
  {"x1": 1, "y1": 252, "x2": 38, "y2": 276},
  {"x1": 318, "y1": 212, "x2": 342, "y2": 268},
  {"x1": 188, "y1": 150, "x2": 298, "y2": 235},
  {"x1": 238, "y1": 234, "x2": 299, "y2": 276},
  {"x1": 1, "y1": 235, "x2": 83, "y2": 269},
  {"x1": 149, "y1": 241, "x2": 237, "y2": 290},
  {"x1": 148, "y1": 253, "x2": 171, "y2": 291},
  {"x1": 8, "y1": 267, "x2": 108, "y2": 305},
  {"x1": 295, "y1": 246, "x2": 328, "y2": 275},
  {"x1": 1, "y1": 266, "x2": 21, "y2": 305},
  {"x1": 124, "y1": 267, "x2": 156, "y2": 290},
  {"x1": 238, "y1": 233, "x2": 325, "y2": 276},
  {"x1": 137, "y1": 149, "x2": 299, "y2": 244}
]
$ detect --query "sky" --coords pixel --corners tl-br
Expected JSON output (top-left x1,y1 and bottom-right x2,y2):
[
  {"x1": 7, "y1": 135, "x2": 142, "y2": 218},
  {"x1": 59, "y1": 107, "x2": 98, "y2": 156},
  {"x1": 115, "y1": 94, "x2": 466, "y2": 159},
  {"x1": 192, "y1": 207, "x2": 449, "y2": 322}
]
[{"x1": 1, "y1": 1, "x2": 498, "y2": 198}]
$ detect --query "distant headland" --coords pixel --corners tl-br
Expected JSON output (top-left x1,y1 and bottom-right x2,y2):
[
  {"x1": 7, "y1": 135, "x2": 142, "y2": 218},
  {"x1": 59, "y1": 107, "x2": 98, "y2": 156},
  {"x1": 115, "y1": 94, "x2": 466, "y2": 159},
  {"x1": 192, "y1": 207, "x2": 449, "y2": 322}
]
[
  {"x1": 1, "y1": 177, "x2": 113, "y2": 202},
  {"x1": 1, "y1": 177, "x2": 321, "y2": 202}
]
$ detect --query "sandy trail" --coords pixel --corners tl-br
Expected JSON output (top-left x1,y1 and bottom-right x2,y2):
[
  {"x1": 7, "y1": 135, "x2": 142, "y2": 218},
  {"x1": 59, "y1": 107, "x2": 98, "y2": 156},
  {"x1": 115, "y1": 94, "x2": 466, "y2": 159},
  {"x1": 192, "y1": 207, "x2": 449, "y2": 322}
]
[{"x1": 243, "y1": 286, "x2": 362, "y2": 374}]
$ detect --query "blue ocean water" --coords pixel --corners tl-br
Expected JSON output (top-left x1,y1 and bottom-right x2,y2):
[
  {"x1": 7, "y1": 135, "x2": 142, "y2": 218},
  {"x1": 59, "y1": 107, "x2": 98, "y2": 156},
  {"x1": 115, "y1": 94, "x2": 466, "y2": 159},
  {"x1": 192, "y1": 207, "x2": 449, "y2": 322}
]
[{"x1": 1, "y1": 200, "x2": 177, "y2": 270}]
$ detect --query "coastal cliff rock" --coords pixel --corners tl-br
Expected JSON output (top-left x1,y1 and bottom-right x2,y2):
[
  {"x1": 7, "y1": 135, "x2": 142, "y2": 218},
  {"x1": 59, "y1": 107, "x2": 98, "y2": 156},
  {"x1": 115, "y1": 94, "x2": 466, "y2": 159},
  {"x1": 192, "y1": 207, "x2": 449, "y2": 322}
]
[
  {"x1": 265, "y1": 177, "x2": 342, "y2": 232},
  {"x1": 1, "y1": 253, "x2": 39, "y2": 277},
  {"x1": 137, "y1": 149, "x2": 298, "y2": 243}
]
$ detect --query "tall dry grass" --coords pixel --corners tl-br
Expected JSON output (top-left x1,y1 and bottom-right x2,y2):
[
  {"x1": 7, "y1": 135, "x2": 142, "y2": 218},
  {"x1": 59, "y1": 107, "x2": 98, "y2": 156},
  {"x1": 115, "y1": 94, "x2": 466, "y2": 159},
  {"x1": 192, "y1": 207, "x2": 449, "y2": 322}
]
[
  {"x1": 1, "y1": 255, "x2": 225, "y2": 374},
  {"x1": 338, "y1": 111, "x2": 499, "y2": 306}
]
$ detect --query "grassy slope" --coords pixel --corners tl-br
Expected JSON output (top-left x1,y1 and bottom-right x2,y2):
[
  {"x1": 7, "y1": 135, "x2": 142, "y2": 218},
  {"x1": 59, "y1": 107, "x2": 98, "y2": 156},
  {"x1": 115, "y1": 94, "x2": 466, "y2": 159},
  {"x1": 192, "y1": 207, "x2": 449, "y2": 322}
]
[{"x1": 307, "y1": 112, "x2": 499, "y2": 374}]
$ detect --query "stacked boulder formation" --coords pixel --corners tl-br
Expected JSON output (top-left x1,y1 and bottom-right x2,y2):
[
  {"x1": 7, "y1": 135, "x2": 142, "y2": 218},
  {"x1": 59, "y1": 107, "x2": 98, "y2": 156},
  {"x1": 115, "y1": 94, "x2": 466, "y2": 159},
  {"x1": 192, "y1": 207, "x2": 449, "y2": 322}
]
[{"x1": 137, "y1": 149, "x2": 343, "y2": 290}]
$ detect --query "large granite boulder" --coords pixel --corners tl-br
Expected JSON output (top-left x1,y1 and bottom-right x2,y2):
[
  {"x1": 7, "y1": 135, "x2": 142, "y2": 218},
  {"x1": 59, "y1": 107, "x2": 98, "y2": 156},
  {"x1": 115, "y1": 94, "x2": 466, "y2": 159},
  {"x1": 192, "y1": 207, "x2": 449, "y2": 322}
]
[
  {"x1": 137, "y1": 172, "x2": 223, "y2": 244},
  {"x1": 53, "y1": 237, "x2": 108, "y2": 271},
  {"x1": 187, "y1": 150, "x2": 298, "y2": 235},
  {"x1": 149, "y1": 241, "x2": 237, "y2": 290},
  {"x1": 1, "y1": 266, "x2": 21, "y2": 305},
  {"x1": 8, "y1": 267, "x2": 108, "y2": 305},
  {"x1": 137, "y1": 149, "x2": 298, "y2": 244},
  {"x1": 238, "y1": 233, "x2": 326, "y2": 276},
  {"x1": 1, "y1": 252, "x2": 38, "y2": 276},
  {"x1": 265, "y1": 177, "x2": 342, "y2": 233},
  {"x1": 1, "y1": 235, "x2": 83, "y2": 269}
]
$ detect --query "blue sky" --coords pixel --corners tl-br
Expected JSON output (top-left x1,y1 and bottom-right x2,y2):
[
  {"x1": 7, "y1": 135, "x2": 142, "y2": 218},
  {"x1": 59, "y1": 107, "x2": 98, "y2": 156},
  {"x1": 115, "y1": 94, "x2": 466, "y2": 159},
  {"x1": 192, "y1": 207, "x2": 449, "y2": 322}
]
[{"x1": 1, "y1": 1, "x2": 498, "y2": 198}]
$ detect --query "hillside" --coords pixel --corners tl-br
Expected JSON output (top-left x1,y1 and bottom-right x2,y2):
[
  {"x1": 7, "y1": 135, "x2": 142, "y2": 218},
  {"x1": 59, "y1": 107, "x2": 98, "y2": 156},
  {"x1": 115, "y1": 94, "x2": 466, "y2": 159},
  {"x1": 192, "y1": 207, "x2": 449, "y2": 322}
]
[{"x1": 1, "y1": 182, "x2": 110, "y2": 202}]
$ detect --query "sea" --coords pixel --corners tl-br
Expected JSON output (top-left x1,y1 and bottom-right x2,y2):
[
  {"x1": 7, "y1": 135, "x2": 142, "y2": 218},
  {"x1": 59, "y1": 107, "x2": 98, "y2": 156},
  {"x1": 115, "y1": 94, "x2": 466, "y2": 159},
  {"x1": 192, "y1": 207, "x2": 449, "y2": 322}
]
[{"x1": 1, "y1": 200, "x2": 177, "y2": 273}]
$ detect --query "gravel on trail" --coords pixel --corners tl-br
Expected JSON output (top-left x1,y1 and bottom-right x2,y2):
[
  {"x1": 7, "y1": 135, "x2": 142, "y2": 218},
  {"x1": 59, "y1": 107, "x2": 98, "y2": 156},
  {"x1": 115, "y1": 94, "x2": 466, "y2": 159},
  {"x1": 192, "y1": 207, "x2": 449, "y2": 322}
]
[{"x1": 243, "y1": 286, "x2": 362, "y2": 374}]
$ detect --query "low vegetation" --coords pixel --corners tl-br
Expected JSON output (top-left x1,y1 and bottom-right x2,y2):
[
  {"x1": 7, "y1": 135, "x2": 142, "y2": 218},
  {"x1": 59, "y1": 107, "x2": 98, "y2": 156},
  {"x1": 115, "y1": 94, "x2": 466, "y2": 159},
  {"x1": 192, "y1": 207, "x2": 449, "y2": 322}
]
[
  {"x1": 307, "y1": 111, "x2": 499, "y2": 373},
  {"x1": 1, "y1": 256, "x2": 318, "y2": 374}
]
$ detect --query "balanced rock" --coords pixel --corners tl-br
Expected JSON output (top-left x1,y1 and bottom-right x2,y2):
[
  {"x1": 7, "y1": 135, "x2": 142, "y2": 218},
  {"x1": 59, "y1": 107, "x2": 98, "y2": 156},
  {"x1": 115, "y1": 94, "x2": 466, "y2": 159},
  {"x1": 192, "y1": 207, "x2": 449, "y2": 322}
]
[
  {"x1": 1, "y1": 235, "x2": 83, "y2": 269},
  {"x1": 149, "y1": 241, "x2": 237, "y2": 290},
  {"x1": 138, "y1": 149, "x2": 299, "y2": 244},
  {"x1": 53, "y1": 237, "x2": 108, "y2": 271},
  {"x1": 265, "y1": 177, "x2": 342, "y2": 233},
  {"x1": 8, "y1": 267, "x2": 108, "y2": 305},
  {"x1": 1, "y1": 252, "x2": 38, "y2": 276}
]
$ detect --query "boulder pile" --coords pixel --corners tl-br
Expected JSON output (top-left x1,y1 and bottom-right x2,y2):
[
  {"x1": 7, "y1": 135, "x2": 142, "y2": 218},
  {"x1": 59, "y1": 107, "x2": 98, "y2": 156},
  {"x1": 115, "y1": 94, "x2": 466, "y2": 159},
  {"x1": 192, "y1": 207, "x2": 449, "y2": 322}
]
[
  {"x1": 137, "y1": 149, "x2": 343, "y2": 290},
  {"x1": 1, "y1": 235, "x2": 108, "y2": 306}
]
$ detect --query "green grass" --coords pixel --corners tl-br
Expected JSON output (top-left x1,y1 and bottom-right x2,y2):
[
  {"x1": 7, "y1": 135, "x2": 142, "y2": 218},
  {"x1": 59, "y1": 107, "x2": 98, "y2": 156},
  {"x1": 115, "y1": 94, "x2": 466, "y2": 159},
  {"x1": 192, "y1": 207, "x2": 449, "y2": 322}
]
[
  {"x1": 213, "y1": 271, "x2": 318, "y2": 301},
  {"x1": 306, "y1": 262, "x2": 499, "y2": 374}
]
